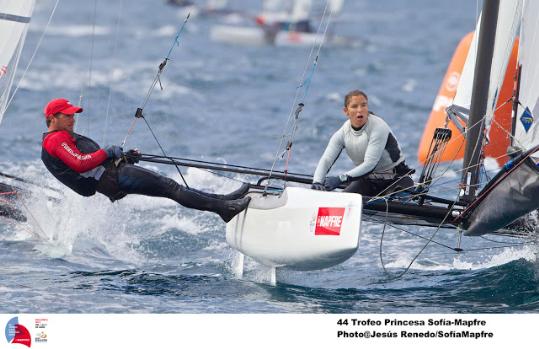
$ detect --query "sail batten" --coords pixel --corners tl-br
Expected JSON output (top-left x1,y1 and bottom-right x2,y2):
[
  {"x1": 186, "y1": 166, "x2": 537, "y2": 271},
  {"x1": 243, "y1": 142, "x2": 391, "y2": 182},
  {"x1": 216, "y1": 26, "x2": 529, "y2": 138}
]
[{"x1": 0, "y1": 12, "x2": 31, "y2": 23}]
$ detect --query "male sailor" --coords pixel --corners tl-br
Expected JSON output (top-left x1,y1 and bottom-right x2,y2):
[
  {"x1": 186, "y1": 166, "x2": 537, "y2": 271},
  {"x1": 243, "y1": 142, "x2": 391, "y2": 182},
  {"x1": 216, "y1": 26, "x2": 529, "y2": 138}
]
[
  {"x1": 311, "y1": 90, "x2": 414, "y2": 197},
  {"x1": 41, "y1": 98, "x2": 250, "y2": 222}
]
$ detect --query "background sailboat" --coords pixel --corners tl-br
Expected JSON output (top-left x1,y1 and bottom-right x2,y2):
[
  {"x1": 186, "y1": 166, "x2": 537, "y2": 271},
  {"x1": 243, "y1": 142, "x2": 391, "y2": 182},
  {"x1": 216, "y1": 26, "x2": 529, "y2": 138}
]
[
  {"x1": 209, "y1": 0, "x2": 351, "y2": 47},
  {"x1": 167, "y1": 0, "x2": 235, "y2": 18},
  {"x1": 0, "y1": 0, "x2": 35, "y2": 221}
]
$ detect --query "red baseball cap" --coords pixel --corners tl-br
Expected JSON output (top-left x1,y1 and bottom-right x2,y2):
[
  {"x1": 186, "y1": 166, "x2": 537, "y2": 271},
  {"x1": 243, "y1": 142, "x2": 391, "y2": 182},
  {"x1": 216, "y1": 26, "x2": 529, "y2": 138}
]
[{"x1": 43, "y1": 98, "x2": 83, "y2": 119}]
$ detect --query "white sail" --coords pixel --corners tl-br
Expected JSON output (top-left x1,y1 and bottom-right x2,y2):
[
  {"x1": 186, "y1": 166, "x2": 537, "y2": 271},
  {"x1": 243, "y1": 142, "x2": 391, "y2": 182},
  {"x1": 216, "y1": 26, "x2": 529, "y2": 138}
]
[
  {"x1": 0, "y1": 0, "x2": 35, "y2": 125},
  {"x1": 452, "y1": 0, "x2": 521, "y2": 127},
  {"x1": 328, "y1": 0, "x2": 344, "y2": 15},
  {"x1": 290, "y1": 0, "x2": 311, "y2": 22},
  {"x1": 514, "y1": 0, "x2": 539, "y2": 151},
  {"x1": 262, "y1": 0, "x2": 311, "y2": 22},
  {"x1": 206, "y1": 0, "x2": 228, "y2": 9}
]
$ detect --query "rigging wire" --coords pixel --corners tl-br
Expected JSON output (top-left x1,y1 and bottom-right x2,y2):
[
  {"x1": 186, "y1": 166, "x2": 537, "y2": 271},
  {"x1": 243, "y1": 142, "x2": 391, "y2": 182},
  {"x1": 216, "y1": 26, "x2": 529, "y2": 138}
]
[
  {"x1": 373, "y1": 216, "x2": 534, "y2": 251},
  {"x1": 367, "y1": 99, "x2": 525, "y2": 206},
  {"x1": 372, "y1": 111, "x2": 506, "y2": 279},
  {"x1": 80, "y1": 0, "x2": 99, "y2": 135},
  {"x1": 101, "y1": 0, "x2": 125, "y2": 145},
  {"x1": 263, "y1": 0, "x2": 334, "y2": 193},
  {"x1": 374, "y1": 99, "x2": 536, "y2": 277},
  {"x1": 121, "y1": 12, "x2": 191, "y2": 147},
  {"x1": 400, "y1": 86, "x2": 520, "y2": 208},
  {"x1": 366, "y1": 118, "x2": 475, "y2": 204},
  {"x1": 120, "y1": 12, "x2": 192, "y2": 187},
  {"x1": 376, "y1": 205, "x2": 534, "y2": 278},
  {"x1": 378, "y1": 189, "x2": 462, "y2": 280}
]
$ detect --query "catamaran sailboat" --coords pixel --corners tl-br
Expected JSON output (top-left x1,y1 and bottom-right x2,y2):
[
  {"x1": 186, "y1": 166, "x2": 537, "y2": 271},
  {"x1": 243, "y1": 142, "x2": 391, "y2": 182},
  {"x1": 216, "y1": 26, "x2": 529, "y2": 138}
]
[
  {"x1": 221, "y1": 0, "x2": 539, "y2": 272},
  {"x1": 210, "y1": 0, "x2": 350, "y2": 47}
]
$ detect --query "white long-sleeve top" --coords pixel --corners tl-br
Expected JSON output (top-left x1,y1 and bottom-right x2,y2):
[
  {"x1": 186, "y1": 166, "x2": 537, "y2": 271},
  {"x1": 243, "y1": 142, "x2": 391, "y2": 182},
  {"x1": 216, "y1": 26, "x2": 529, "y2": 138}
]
[{"x1": 313, "y1": 114, "x2": 405, "y2": 183}]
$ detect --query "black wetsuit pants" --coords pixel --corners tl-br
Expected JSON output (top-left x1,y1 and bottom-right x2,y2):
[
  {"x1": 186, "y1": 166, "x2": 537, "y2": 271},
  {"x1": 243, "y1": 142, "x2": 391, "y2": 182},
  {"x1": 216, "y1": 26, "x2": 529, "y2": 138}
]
[
  {"x1": 343, "y1": 175, "x2": 414, "y2": 197},
  {"x1": 98, "y1": 163, "x2": 228, "y2": 212}
]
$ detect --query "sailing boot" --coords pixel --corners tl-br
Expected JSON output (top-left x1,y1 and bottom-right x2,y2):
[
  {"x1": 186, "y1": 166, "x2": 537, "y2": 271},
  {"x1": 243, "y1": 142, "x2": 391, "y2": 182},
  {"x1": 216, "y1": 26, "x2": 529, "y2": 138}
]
[
  {"x1": 216, "y1": 196, "x2": 251, "y2": 223},
  {"x1": 218, "y1": 182, "x2": 250, "y2": 200},
  {"x1": 190, "y1": 182, "x2": 250, "y2": 201}
]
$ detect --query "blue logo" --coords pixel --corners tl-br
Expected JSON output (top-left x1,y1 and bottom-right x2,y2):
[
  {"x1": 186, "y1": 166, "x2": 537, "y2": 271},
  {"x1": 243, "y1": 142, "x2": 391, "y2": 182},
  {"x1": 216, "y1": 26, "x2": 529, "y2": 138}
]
[{"x1": 520, "y1": 107, "x2": 534, "y2": 132}]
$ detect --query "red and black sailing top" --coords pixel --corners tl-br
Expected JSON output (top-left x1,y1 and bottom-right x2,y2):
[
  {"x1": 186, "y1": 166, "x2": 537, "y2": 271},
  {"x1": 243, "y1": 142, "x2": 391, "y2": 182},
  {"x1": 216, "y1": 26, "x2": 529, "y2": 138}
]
[{"x1": 41, "y1": 130, "x2": 108, "y2": 196}]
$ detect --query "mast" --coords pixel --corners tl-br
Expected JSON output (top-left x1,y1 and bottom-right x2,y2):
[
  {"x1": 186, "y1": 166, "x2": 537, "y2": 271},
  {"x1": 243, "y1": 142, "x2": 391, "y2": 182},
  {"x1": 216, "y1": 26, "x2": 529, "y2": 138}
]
[{"x1": 460, "y1": 0, "x2": 500, "y2": 201}]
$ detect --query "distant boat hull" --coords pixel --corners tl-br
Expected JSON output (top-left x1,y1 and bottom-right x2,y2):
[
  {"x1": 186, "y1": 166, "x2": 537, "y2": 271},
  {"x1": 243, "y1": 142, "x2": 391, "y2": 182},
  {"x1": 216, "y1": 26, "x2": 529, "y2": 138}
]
[{"x1": 210, "y1": 25, "x2": 351, "y2": 47}]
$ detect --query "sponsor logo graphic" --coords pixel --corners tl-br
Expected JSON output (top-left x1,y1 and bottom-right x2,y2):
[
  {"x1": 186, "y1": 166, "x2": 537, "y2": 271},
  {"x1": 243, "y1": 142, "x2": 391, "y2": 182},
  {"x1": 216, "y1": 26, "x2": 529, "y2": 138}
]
[
  {"x1": 5, "y1": 317, "x2": 32, "y2": 347},
  {"x1": 315, "y1": 207, "x2": 345, "y2": 236},
  {"x1": 34, "y1": 319, "x2": 48, "y2": 344},
  {"x1": 520, "y1": 107, "x2": 534, "y2": 133},
  {"x1": 61, "y1": 142, "x2": 92, "y2": 160},
  {"x1": 34, "y1": 332, "x2": 47, "y2": 344}
]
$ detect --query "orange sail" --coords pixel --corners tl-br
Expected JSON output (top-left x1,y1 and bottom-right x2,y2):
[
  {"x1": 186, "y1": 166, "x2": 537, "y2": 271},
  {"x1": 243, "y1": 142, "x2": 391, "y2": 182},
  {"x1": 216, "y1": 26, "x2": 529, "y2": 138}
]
[{"x1": 417, "y1": 33, "x2": 518, "y2": 166}]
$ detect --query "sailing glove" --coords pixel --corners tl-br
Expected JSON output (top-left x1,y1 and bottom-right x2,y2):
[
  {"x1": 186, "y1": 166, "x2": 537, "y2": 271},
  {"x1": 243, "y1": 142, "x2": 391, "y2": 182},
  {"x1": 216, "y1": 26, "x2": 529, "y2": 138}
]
[
  {"x1": 105, "y1": 145, "x2": 123, "y2": 159},
  {"x1": 311, "y1": 182, "x2": 326, "y2": 191},
  {"x1": 324, "y1": 175, "x2": 346, "y2": 191},
  {"x1": 125, "y1": 149, "x2": 142, "y2": 164}
]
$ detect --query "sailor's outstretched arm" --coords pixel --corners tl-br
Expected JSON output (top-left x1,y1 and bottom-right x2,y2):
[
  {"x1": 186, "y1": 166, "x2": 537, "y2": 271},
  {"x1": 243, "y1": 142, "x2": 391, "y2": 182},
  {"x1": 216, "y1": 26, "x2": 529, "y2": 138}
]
[{"x1": 43, "y1": 132, "x2": 108, "y2": 173}]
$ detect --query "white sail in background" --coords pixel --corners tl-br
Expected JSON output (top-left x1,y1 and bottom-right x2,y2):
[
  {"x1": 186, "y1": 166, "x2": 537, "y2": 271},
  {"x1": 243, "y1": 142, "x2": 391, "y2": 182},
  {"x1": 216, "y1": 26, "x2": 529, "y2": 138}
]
[
  {"x1": 514, "y1": 0, "x2": 539, "y2": 151},
  {"x1": 328, "y1": 0, "x2": 344, "y2": 15},
  {"x1": 206, "y1": 0, "x2": 228, "y2": 10},
  {"x1": 0, "y1": 0, "x2": 35, "y2": 125},
  {"x1": 290, "y1": 0, "x2": 311, "y2": 22},
  {"x1": 452, "y1": 0, "x2": 521, "y2": 127},
  {"x1": 262, "y1": 0, "x2": 312, "y2": 22}
]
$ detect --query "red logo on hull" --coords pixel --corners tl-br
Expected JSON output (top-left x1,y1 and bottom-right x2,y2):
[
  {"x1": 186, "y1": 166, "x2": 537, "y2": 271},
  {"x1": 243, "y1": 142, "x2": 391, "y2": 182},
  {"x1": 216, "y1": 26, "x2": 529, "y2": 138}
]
[{"x1": 315, "y1": 207, "x2": 345, "y2": 236}]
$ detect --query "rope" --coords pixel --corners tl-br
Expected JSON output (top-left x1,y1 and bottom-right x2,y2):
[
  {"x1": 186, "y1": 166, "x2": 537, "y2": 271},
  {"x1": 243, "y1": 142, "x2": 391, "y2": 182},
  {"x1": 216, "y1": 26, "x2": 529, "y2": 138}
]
[
  {"x1": 378, "y1": 189, "x2": 461, "y2": 280},
  {"x1": 141, "y1": 117, "x2": 190, "y2": 188},
  {"x1": 366, "y1": 111, "x2": 497, "y2": 205},
  {"x1": 374, "y1": 108, "x2": 534, "y2": 277},
  {"x1": 375, "y1": 207, "x2": 534, "y2": 277}
]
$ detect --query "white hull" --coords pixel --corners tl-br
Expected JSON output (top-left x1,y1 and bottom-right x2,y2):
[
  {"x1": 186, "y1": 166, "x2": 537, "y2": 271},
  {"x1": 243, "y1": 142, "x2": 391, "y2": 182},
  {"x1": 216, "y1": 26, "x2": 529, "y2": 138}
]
[
  {"x1": 210, "y1": 25, "x2": 349, "y2": 47},
  {"x1": 226, "y1": 187, "x2": 363, "y2": 271}
]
